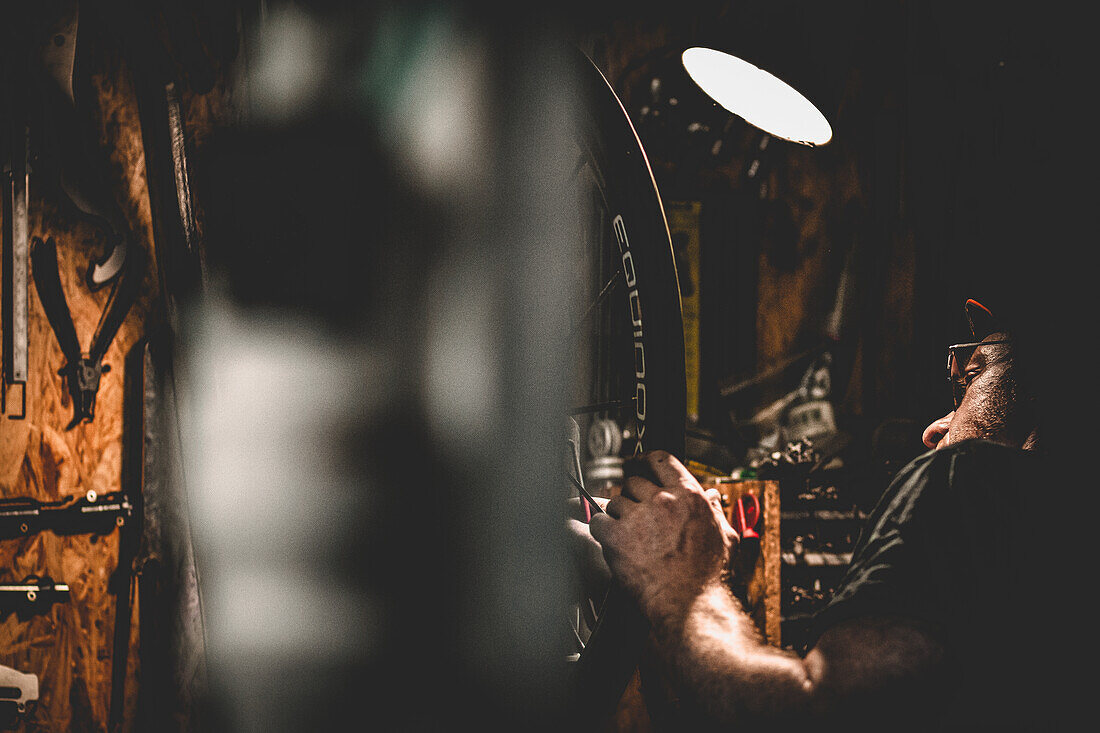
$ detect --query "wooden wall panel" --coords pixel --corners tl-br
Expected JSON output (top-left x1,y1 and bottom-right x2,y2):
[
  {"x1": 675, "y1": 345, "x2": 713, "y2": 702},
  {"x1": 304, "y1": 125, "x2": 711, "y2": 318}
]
[{"x1": 1, "y1": 45, "x2": 159, "y2": 732}]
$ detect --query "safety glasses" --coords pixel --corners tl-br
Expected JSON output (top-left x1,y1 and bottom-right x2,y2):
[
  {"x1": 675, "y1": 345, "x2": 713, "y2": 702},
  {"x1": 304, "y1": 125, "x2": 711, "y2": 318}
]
[{"x1": 947, "y1": 339, "x2": 1010, "y2": 408}]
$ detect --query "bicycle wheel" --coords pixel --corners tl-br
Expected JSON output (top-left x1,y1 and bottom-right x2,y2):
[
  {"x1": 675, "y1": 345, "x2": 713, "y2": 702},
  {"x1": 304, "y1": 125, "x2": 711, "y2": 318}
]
[{"x1": 566, "y1": 48, "x2": 686, "y2": 721}]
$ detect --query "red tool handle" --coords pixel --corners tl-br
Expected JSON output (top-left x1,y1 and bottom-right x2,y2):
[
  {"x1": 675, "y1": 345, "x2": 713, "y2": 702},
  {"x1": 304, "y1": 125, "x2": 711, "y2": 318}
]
[{"x1": 734, "y1": 493, "x2": 760, "y2": 539}]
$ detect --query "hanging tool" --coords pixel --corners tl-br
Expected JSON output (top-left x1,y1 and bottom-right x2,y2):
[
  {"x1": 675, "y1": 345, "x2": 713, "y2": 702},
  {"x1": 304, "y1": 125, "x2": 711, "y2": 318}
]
[
  {"x1": 0, "y1": 664, "x2": 38, "y2": 727},
  {"x1": 732, "y1": 492, "x2": 761, "y2": 542},
  {"x1": 1, "y1": 27, "x2": 31, "y2": 420},
  {"x1": 5, "y1": 1, "x2": 140, "y2": 421},
  {"x1": 110, "y1": 338, "x2": 210, "y2": 732},
  {"x1": 0, "y1": 489, "x2": 133, "y2": 539},
  {"x1": 30, "y1": 236, "x2": 145, "y2": 428},
  {"x1": 0, "y1": 575, "x2": 70, "y2": 619},
  {"x1": 37, "y1": 0, "x2": 133, "y2": 294}
]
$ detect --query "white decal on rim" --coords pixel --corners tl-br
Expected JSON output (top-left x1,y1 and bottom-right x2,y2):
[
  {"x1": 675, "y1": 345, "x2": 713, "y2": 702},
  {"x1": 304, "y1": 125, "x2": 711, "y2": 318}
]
[{"x1": 613, "y1": 213, "x2": 646, "y2": 453}]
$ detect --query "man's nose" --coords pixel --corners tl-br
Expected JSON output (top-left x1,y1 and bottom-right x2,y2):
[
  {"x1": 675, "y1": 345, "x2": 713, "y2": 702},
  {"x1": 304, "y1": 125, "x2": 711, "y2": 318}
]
[{"x1": 922, "y1": 412, "x2": 954, "y2": 449}]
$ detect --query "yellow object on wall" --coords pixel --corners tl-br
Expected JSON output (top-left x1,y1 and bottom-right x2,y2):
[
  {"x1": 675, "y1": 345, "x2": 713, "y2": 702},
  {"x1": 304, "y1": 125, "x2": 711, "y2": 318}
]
[{"x1": 666, "y1": 201, "x2": 702, "y2": 425}]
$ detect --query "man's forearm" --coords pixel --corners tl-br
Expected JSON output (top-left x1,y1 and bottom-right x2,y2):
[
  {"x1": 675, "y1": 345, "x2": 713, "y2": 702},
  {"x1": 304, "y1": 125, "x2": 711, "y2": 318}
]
[
  {"x1": 589, "y1": 451, "x2": 945, "y2": 727},
  {"x1": 648, "y1": 583, "x2": 820, "y2": 726}
]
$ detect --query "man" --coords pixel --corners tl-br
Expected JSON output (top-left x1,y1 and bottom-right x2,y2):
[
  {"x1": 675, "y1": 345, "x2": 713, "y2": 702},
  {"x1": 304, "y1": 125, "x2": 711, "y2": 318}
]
[
  {"x1": 920, "y1": 299, "x2": 1039, "y2": 452},
  {"x1": 587, "y1": 299, "x2": 1048, "y2": 730}
]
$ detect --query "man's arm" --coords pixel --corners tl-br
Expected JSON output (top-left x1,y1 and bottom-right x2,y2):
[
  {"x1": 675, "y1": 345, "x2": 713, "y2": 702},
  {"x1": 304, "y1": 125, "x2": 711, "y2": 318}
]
[
  {"x1": 590, "y1": 451, "x2": 946, "y2": 728},
  {"x1": 654, "y1": 585, "x2": 945, "y2": 726}
]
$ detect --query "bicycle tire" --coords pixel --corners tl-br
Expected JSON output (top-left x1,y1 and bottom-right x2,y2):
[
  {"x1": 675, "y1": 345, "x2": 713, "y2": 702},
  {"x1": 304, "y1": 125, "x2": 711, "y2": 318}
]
[{"x1": 567, "y1": 48, "x2": 687, "y2": 722}]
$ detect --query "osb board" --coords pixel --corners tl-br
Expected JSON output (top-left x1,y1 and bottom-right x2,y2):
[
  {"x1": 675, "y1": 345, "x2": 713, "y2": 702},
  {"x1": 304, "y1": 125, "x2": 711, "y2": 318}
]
[{"x1": 1, "y1": 50, "x2": 160, "y2": 732}]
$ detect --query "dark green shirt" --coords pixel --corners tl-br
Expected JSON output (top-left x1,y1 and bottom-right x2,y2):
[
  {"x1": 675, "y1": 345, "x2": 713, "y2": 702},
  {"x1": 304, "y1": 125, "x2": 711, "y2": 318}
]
[{"x1": 812, "y1": 439, "x2": 1046, "y2": 730}]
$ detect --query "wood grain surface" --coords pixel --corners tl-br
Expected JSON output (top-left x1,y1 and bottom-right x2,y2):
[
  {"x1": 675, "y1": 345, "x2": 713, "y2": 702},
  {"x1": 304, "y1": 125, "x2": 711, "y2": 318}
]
[{"x1": 1, "y1": 43, "x2": 159, "y2": 732}]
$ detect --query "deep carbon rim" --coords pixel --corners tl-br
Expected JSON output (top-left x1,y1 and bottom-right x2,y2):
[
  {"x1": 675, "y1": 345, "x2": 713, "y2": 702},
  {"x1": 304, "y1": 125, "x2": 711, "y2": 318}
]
[{"x1": 567, "y1": 48, "x2": 686, "y2": 719}]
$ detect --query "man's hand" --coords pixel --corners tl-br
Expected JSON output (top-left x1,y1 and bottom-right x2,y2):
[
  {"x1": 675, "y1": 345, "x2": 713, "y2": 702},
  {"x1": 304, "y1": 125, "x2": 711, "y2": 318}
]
[{"x1": 589, "y1": 450, "x2": 738, "y2": 623}]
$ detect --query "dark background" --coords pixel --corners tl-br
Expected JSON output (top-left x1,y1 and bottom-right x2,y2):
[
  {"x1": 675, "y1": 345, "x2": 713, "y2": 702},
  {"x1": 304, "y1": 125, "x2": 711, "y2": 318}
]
[{"x1": 576, "y1": 1, "x2": 1061, "y2": 459}]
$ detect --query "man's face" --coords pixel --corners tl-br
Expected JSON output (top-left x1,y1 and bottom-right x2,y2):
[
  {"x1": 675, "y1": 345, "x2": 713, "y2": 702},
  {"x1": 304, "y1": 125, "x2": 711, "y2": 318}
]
[{"x1": 922, "y1": 332, "x2": 1024, "y2": 449}]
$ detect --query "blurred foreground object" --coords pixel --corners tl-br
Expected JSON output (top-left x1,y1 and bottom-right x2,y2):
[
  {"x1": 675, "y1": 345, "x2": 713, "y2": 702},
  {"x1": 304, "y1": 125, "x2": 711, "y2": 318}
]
[{"x1": 172, "y1": 3, "x2": 580, "y2": 730}]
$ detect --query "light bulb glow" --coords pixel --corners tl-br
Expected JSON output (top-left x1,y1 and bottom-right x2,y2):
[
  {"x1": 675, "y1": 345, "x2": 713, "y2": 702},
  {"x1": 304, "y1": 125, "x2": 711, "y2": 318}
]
[{"x1": 682, "y1": 47, "x2": 832, "y2": 146}]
